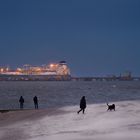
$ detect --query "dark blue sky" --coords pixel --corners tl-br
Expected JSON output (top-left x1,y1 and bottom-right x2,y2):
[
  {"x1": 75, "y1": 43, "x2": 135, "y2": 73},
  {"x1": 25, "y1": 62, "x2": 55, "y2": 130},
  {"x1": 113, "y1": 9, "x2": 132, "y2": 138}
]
[{"x1": 0, "y1": 0, "x2": 140, "y2": 76}]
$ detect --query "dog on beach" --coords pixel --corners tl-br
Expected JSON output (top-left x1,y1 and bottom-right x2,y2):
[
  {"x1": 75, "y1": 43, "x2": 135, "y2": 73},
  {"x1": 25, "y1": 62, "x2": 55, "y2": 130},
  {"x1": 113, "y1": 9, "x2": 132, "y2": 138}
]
[{"x1": 107, "y1": 103, "x2": 115, "y2": 111}]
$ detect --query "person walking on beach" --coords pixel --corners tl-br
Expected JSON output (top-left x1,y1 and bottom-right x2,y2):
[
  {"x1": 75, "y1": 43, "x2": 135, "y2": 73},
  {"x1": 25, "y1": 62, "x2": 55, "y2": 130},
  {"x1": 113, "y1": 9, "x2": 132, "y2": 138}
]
[
  {"x1": 77, "y1": 96, "x2": 86, "y2": 114},
  {"x1": 19, "y1": 96, "x2": 24, "y2": 109},
  {"x1": 33, "y1": 96, "x2": 38, "y2": 109}
]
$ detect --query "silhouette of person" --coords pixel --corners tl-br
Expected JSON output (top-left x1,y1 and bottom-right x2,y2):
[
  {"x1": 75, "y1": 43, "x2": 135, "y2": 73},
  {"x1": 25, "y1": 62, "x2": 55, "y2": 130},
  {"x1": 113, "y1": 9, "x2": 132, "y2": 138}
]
[
  {"x1": 33, "y1": 96, "x2": 38, "y2": 109},
  {"x1": 77, "y1": 96, "x2": 86, "y2": 114},
  {"x1": 19, "y1": 96, "x2": 24, "y2": 109}
]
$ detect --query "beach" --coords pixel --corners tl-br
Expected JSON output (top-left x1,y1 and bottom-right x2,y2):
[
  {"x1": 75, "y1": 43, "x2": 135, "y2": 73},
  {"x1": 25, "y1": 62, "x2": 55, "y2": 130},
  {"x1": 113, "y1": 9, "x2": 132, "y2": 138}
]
[{"x1": 1, "y1": 101, "x2": 140, "y2": 140}]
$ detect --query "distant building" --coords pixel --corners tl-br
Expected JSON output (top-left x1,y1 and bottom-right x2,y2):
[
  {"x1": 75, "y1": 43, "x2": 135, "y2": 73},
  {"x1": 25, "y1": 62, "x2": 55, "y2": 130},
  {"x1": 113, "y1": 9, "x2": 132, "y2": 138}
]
[{"x1": 120, "y1": 71, "x2": 132, "y2": 80}]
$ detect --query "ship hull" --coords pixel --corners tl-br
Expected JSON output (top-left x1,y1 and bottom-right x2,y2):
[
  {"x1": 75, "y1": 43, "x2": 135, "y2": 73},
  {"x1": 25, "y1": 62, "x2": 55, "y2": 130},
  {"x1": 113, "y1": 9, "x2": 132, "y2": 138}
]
[{"x1": 0, "y1": 74, "x2": 71, "y2": 81}]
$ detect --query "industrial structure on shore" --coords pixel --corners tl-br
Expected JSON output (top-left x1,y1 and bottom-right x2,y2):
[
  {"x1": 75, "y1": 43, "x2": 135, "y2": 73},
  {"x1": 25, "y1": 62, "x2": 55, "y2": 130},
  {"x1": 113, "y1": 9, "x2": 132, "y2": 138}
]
[
  {"x1": 72, "y1": 71, "x2": 140, "y2": 81},
  {"x1": 0, "y1": 61, "x2": 71, "y2": 81}
]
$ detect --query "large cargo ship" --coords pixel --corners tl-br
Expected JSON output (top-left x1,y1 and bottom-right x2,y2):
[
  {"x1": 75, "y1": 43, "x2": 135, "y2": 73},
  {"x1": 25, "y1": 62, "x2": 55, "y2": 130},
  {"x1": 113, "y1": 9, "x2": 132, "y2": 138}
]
[{"x1": 0, "y1": 61, "x2": 71, "y2": 81}]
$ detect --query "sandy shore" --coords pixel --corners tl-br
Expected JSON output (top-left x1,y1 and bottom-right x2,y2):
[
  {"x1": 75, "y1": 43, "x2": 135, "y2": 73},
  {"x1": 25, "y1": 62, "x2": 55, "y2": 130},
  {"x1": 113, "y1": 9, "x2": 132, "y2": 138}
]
[
  {"x1": 1, "y1": 101, "x2": 140, "y2": 140},
  {"x1": 0, "y1": 108, "x2": 69, "y2": 126}
]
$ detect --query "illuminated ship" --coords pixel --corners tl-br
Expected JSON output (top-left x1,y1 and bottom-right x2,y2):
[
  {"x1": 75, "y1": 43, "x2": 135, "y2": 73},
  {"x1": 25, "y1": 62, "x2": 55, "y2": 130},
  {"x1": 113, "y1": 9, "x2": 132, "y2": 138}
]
[{"x1": 0, "y1": 61, "x2": 71, "y2": 81}]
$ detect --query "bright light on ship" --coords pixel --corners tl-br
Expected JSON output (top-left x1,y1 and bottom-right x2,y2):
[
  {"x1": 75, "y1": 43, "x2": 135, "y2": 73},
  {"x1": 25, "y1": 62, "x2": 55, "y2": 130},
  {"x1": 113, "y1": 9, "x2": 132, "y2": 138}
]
[
  {"x1": 36, "y1": 68, "x2": 41, "y2": 71},
  {"x1": 0, "y1": 68, "x2": 4, "y2": 72},
  {"x1": 17, "y1": 68, "x2": 22, "y2": 72},
  {"x1": 50, "y1": 64, "x2": 55, "y2": 68}
]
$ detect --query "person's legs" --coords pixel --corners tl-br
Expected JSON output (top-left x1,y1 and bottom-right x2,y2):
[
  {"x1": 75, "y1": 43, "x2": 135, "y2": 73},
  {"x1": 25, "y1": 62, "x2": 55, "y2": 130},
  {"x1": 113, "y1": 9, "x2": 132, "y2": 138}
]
[
  {"x1": 36, "y1": 103, "x2": 38, "y2": 109},
  {"x1": 20, "y1": 103, "x2": 23, "y2": 109},
  {"x1": 34, "y1": 103, "x2": 38, "y2": 109},
  {"x1": 77, "y1": 109, "x2": 82, "y2": 114},
  {"x1": 35, "y1": 103, "x2": 37, "y2": 109},
  {"x1": 82, "y1": 109, "x2": 85, "y2": 114}
]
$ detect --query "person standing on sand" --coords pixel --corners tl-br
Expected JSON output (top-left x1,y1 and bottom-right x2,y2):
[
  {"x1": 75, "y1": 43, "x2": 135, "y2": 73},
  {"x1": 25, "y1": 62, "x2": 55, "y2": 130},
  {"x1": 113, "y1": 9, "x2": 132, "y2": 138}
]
[
  {"x1": 19, "y1": 96, "x2": 24, "y2": 109},
  {"x1": 77, "y1": 96, "x2": 86, "y2": 114},
  {"x1": 33, "y1": 96, "x2": 38, "y2": 109}
]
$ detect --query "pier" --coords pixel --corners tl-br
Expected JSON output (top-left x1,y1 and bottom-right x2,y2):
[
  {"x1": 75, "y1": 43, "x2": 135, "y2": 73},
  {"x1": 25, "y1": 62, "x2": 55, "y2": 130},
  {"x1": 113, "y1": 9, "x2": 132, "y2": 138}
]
[{"x1": 72, "y1": 77, "x2": 140, "y2": 81}]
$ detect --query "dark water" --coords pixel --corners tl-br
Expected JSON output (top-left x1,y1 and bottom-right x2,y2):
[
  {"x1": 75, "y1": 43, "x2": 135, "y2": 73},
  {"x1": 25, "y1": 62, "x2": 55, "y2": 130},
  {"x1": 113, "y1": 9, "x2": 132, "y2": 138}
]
[{"x1": 0, "y1": 81, "x2": 140, "y2": 109}]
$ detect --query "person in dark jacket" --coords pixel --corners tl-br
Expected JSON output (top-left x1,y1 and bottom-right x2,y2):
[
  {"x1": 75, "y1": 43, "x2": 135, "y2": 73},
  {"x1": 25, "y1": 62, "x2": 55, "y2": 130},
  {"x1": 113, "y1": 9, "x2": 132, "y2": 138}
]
[
  {"x1": 77, "y1": 96, "x2": 86, "y2": 114},
  {"x1": 33, "y1": 96, "x2": 38, "y2": 109},
  {"x1": 19, "y1": 96, "x2": 24, "y2": 109}
]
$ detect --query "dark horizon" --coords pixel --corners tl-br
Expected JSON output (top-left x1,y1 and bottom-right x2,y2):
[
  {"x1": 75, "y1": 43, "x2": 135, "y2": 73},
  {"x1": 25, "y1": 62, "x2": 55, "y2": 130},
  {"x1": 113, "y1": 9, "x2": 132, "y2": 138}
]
[{"x1": 0, "y1": 0, "x2": 140, "y2": 77}]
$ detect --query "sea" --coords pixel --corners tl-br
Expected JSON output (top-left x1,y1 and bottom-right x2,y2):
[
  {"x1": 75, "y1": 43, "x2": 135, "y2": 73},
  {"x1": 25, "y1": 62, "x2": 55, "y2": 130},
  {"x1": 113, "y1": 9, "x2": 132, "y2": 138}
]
[{"x1": 0, "y1": 81, "x2": 140, "y2": 110}]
